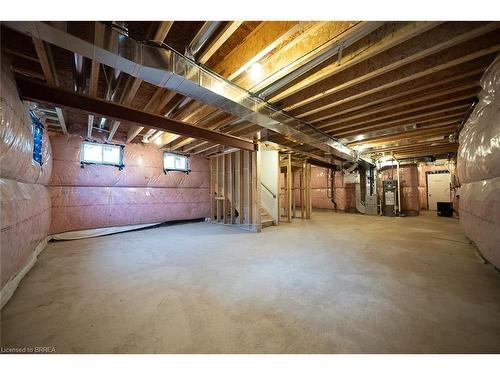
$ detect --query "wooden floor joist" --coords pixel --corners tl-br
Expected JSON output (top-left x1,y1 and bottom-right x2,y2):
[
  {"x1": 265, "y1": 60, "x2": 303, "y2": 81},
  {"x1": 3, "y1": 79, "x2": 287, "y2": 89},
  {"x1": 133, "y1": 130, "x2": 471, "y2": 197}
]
[
  {"x1": 6, "y1": 21, "x2": 496, "y2": 160},
  {"x1": 282, "y1": 23, "x2": 499, "y2": 114},
  {"x1": 320, "y1": 93, "x2": 478, "y2": 133},
  {"x1": 268, "y1": 21, "x2": 442, "y2": 103}
]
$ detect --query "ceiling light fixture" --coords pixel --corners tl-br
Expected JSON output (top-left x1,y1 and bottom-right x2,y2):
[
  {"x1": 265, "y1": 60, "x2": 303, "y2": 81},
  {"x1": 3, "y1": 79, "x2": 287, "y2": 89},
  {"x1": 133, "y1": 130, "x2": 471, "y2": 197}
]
[{"x1": 249, "y1": 62, "x2": 262, "y2": 81}]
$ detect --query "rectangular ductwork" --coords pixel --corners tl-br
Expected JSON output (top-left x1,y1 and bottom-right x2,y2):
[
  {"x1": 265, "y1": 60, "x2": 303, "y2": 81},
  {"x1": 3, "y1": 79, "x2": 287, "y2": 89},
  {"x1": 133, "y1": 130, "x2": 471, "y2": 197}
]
[{"x1": 5, "y1": 21, "x2": 373, "y2": 165}]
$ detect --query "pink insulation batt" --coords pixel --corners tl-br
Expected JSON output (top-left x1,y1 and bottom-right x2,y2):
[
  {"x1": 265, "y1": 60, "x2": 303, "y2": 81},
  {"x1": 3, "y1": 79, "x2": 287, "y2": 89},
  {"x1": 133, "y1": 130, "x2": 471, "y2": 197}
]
[
  {"x1": 48, "y1": 134, "x2": 210, "y2": 234},
  {"x1": 0, "y1": 67, "x2": 52, "y2": 288},
  {"x1": 289, "y1": 166, "x2": 356, "y2": 211}
]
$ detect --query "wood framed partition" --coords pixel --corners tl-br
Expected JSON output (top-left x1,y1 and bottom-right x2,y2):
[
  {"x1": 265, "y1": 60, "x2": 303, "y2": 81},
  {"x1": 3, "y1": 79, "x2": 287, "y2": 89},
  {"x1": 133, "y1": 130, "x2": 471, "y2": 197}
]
[
  {"x1": 280, "y1": 154, "x2": 312, "y2": 222},
  {"x1": 209, "y1": 150, "x2": 261, "y2": 232}
]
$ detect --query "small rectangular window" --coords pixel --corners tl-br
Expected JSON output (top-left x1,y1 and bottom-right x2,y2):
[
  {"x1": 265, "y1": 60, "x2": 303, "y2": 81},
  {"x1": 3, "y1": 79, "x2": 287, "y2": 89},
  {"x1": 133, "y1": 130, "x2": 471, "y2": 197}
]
[
  {"x1": 163, "y1": 152, "x2": 189, "y2": 174},
  {"x1": 30, "y1": 110, "x2": 43, "y2": 165},
  {"x1": 81, "y1": 141, "x2": 124, "y2": 168}
]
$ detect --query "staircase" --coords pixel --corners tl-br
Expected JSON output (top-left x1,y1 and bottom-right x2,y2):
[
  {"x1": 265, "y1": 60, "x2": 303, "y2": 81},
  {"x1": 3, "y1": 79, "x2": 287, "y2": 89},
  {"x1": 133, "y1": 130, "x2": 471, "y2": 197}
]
[{"x1": 260, "y1": 206, "x2": 274, "y2": 229}]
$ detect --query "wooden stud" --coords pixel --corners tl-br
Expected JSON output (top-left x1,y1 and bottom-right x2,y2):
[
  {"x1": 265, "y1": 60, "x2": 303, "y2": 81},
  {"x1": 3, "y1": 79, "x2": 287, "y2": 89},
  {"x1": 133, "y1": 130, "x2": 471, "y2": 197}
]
[
  {"x1": 229, "y1": 152, "x2": 234, "y2": 225},
  {"x1": 305, "y1": 163, "x2": 312, "y2": 219},
  {"x1": 222, "y1": 153, "x2": 227, "y2": 224},
  {"x1": 254, "y1": 148, "x2": 261, "y2": 230},
  {"x1": 239, "y1": 151, "x2": 244, "y2": 224}
]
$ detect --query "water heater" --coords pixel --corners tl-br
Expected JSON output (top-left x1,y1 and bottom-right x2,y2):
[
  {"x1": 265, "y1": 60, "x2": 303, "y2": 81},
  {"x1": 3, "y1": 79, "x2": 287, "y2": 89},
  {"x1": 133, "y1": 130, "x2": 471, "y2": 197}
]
[{"x1": 383, "y1": 179, "x2": 398, "y2": 216}]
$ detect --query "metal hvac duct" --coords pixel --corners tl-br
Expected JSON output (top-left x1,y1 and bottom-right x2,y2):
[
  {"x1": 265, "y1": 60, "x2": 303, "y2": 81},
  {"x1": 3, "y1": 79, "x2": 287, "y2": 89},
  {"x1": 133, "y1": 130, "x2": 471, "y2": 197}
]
[
  {"x1": 5, "y1": 21, "x2": 373, "y2": 165},
  {"x1": 186, "y1": 21, "x2": 222, "y2": 59},
  {"x1": 256, "y1": 22, "x2": 384, "y2": 98}
]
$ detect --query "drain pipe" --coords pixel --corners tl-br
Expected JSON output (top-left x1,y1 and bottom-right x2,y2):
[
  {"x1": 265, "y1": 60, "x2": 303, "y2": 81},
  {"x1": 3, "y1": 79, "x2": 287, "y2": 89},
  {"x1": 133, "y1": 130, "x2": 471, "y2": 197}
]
[
  {"x1": 99, "y1": 66, "x2": 123, "y2": 129},
  {"x1": 185, "y1": 22, "x2": 222, "y2": 60},
  {"x1": 355, "y1": 179, "x2": 366, "y2": 214}
]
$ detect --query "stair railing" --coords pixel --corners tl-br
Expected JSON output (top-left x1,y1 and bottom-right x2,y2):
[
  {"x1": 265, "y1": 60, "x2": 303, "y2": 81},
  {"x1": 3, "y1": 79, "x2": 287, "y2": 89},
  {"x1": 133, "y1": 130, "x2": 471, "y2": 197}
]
[{"x1": 261, "y1": 182, "x2": 276, "y2": 199}]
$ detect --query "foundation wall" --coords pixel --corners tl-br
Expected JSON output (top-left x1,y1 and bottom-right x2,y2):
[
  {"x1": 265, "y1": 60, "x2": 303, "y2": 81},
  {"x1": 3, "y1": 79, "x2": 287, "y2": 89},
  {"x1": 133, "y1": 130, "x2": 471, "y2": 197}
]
[{"x1": 48, "y1": 134, "x2": 210, "y2": 234}]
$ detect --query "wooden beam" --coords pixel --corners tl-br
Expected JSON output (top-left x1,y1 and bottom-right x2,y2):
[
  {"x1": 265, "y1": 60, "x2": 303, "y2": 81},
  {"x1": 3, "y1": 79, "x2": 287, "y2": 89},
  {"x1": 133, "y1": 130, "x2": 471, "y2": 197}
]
[
  {"x1": 349, "y1": 122, "x2": 459, "y2": 146},
  {"x1": 32, "y1": 37, "x2": 69, "y2": 138},
  {"x1": 55, "y1": 107, "x2": 68, "y2": 134},
  {"x1": 32, "y1": 37, "x2": 58, "y2": 86},
  {"x1": 307, "y1": 81, "x2": 479, "y2": 125},
  {"x1": 332, "y1": 105, "x2": 470, "y2": 138},
  {"x1": 153, "y1": 21, "x2": 174, "y2": 43},
  {"x1": 212, "y1": 21, "x2": 301, "y2": 79},
  {"x1": 393, "y1": 146, "x2": 458, "y2": 158},
  {"x1": 89, "y1": 60, "x2": 100, "y2": 97},
  {"x1": 344, "y1": 113, "x2": 465, "y2": 143},
  {"x1": 198, "y1": 22, "x2": 243, "y2": 64},
  {"x1": 303, "y1": 69, "x2": 484, "y2": 123},
  {"x1": 294, "y1": 47, "x2": 497, "y2": 121},
  {"x1": 9, "y1": 67, "x2": 45, "y2": 80},
  {"x1": 236, "y1": 21, "x2": 360, "y2": 91},
  {"x1": 121, "y1": 21, "x2": 176, "y2": 144},
  {"x1": 168, "y1": 113, "x2": 233, "y2": 151},
  {"x1": 319, "y1": 91, "x2": 478, "y2": 132},
  {"x1": 364, "y1": 139, "x2": 452, "y2": 154},
  {"x1": 16, "y1": 76, "x2": 255, "y2": 152},
  {"x1": 126, "y1": 126, "x2": 144, "y2": 144},
  {"x1": 1, "y1": 47, "x2": 39, "y2": 63},
  {"x1": 87, "y1": 60, "x2": 101, "y2": 138}
]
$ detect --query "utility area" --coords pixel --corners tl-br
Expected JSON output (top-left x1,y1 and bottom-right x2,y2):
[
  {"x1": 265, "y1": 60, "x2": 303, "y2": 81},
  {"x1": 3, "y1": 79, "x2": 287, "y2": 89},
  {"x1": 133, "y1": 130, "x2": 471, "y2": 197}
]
[{"x1": 0, "y1": 19, "x2": 499, "y2": 355}]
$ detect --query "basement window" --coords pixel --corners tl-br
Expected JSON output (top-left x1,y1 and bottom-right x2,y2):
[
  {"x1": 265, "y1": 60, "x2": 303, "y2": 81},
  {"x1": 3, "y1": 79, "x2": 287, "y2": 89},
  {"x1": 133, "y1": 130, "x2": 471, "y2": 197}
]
[
  {"x1": 30, "y1": 110, "x2": 44, "y2": 165},
  {"x1": 81, "y1": 141, "x2": 124, "y2": 169},
  {"x1": 163, "y1": 152, "x2": 190, "y2": 174}
]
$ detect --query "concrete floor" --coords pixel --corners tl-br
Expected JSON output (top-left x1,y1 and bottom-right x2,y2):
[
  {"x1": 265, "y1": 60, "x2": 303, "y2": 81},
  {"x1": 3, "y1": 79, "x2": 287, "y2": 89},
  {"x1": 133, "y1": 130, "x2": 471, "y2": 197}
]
[{"x1": 1, "y1": 211, "x2": 500, "y2": 353}]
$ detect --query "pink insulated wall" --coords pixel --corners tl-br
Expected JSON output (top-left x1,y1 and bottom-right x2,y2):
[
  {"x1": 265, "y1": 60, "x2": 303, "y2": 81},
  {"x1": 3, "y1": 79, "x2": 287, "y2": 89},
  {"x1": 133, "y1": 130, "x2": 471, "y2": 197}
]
[
  {"x1": 0, "y1": 67, "x2": 52, "y2": 296},
  {"x1": 49, "y1": 134, "x2": 210, "y2": 234},
  {"x1": 309, "y1": 166, "x2": 356, "y2": 211},
  {"x1": 285, "y1": 166, "x2": 356, "y2": 211}
]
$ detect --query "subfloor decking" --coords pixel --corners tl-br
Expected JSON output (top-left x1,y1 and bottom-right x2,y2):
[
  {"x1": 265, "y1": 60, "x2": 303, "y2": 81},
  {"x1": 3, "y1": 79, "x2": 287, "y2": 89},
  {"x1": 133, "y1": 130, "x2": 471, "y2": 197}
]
[{"x1": 1, "y1": 211, "x2": 500, "y2": 353}]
